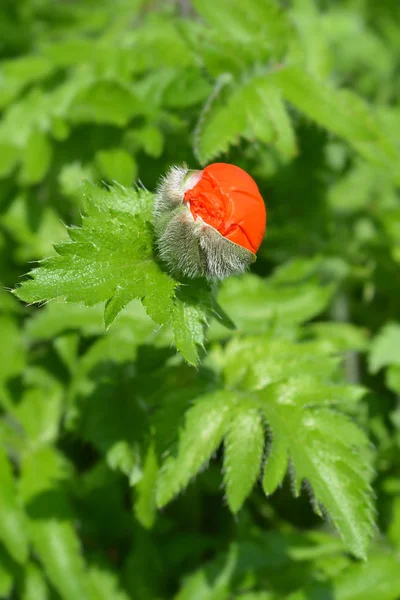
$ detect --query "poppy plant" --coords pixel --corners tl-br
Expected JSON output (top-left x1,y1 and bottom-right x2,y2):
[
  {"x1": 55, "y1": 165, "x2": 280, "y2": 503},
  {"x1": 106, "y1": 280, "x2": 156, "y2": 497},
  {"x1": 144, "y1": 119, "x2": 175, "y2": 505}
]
[{"x1": 153, "y1": 163, "x2": 267, "y2": 280}]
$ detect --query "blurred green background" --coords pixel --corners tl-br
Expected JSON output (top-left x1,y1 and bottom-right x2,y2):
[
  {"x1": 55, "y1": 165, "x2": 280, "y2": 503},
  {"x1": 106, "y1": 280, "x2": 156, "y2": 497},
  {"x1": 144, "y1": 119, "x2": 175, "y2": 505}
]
[{"x1": 1, "y1": 0, "x2": 400, "y2": 598}]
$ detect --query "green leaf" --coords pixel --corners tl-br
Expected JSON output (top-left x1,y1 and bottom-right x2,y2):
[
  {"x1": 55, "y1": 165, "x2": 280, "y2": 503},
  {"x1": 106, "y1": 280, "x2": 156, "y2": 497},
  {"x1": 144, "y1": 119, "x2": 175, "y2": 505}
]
[
  {"x1": 128, "y1": 125, "x2": 164, "y2": 158},
  {"x1": 69, "y1": 81, "x2": 143, "y2": 126},
  {"x1": 87, "y1": 565, "x2": 131, "y2": 600},
  {"x1": 19, "y1": 447, "x2": 72, "y2": 505},
  {"x1": 134, "y1": 443, "x2": 159, "y2": 529},
  {"x1": 15, "y1": 182, "x2": 216, "y2": 364},
  {"x1": 28, "y1": 512, "x2": 89, "y2": 600},
  {"x1": 305, "y1": 322, "x2": 369, "y2": 353},
  {"x1": 0, "y1": 315, "x2": 25, "y2": 386},
  {"x1": 0, "y1": 55, "x2": 53, "y2": 110},
  {"x1": 236, "y1": 594, "x2": 274, "y2": 600},
  {"x1": 210, "y1": 273, "x2": 334, "y2": 338},
  {"x1": 193, "y1": 74, "x2": 236, "y2": 164},
  {"x1": 15, "y1": 190, "x2": 148, "y2": 302},
  {"x1": 195, "y1": 76, "x2": 296, "y2": 164},
  {"x1": 12, "y1": 377, "x2": 63, "y2": 450},
  {"x1": 2, "y1": 194, "x2": 67, "y2": 262},
  {"x1": 222, "y1": 337, "x2": 339, "y2": 391},
  {"x1": 26, "y1": 303, "x2": 104, "y2": 341},
  {"x1": 287, "y1": 553, "x2": 400, "y2": 600},
  {"x1": 174, "y1": 544, "x2": 237, "y2": 600},
  {"x1": 0, "y1": 448, "x2": 28, "y2": 564},
  {"x1": 172, "y1": 296, "x2": 207, "y2": 366},
  {"x1": 223, "y1": 402, "x2": 264, "y2": 512},
  {"x1": 95, "y1": 148, "x2": 138, "y2": 187},
  {"x1": 261, "y1": 84, "x2": 297, "y2": 160},
  {"x1": 130, "y1": 20, "x2": 195, "y2": 72},
  {"x1": 262, "y1": 431, "x2": 288, "y2": 496},
  {"x1": 369, "y1": 323, "x2": 400, "y2": 373},
  {"x1": 387, "y1": 365, "x2": 400, "y2": 395},
  {"x1": 21, "y1": 563, "x2": 50, "y2": 600},
  {"x1": 164, "y1": 69, "x2": 212, "y2": 109},
  {"x1": 0, "y1": 143, "x2": 19, "y2": 178},
  {"x1": 192, "y1": 0, "x2": 292, "y2": 52},
  {"x1": 156, "y1": 391, "x2": 233, "y2": 507},
  {"x1": 257, "y1": 379, "x2": 375, "y2": 559},
  {"x1": 19, "y1": 129, "x2": 52, "y2": 185},
  {"x1": 273, "y1": 66, "x2": 400, "y2": 177},
  {"x1": 20, "y1": 449, "x2": 89, "y2": 600},
  {"x1": 0, "y1": 544, "x2": 16, "y2": 598},
  {"x1": 77, "y1": 363, "x2": 148, "y2": 476}
]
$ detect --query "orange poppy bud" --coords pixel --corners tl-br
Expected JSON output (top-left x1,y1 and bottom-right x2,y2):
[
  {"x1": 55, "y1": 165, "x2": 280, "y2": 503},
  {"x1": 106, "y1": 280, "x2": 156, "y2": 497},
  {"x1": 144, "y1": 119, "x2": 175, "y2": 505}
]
[
  {"x1": 153, "y1": 163, "x2": 266, "y2": 280},
  {"x1": 184, "y1": 163, "x2": 266, "y2": 254}
]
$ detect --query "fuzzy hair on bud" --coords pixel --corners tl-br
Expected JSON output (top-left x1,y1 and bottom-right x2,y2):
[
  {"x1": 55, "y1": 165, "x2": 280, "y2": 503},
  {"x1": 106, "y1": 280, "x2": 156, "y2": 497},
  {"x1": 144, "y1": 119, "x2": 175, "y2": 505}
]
[{"x1": 153, "y1": 163, "x2": 266, "y2": 281}]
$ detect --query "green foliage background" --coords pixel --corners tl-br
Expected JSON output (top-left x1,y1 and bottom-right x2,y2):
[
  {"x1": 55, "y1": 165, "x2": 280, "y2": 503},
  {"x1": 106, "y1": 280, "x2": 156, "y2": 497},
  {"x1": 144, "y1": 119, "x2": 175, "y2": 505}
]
[{"x1": 1, "y1": 0, "x2": 400, "y2": 597}]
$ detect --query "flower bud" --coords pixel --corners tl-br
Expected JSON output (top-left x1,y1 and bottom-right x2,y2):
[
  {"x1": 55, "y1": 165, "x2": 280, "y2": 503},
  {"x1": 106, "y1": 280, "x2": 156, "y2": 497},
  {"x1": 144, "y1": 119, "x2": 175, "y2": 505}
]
[{"x1": 153, "y1": 163, "x2": 267, "y2": 280}]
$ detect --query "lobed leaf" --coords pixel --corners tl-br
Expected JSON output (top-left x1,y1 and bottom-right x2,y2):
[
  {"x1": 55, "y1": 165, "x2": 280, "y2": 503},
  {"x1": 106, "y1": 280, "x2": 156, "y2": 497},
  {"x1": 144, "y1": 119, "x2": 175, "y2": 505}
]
[
  {"x1": 223, "y1": 402, "x2": 265, "y2": 512},
  {"x1": 273, "y1": 66, "x2": 400, "y2": 178},
  {"x1": 14, "y1": 182, "x2": 219, "y2": 365},
  {"x1": 258, "y1": 380, "x2": 375, "y2": 559},
  {"x1": 156, "y1": 391, "x2": 233, "y2": 507},
  {"x1": 195, "y1": 75, "x2": 296, "y2": 164}
]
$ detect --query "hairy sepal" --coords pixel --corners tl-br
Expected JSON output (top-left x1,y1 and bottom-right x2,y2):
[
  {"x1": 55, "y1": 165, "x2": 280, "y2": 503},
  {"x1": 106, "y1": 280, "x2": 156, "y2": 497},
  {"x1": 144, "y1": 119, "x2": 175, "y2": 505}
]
[{"x1": 153, "y1": 166, "x2": 255, "y2": 281}]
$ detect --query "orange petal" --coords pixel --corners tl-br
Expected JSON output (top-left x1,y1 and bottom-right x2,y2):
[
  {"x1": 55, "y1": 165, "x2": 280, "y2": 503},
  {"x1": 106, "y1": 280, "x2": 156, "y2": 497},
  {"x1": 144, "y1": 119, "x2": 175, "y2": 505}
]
[{"x1": 184, "y1": 163, "x2": 266, "y2": 253}]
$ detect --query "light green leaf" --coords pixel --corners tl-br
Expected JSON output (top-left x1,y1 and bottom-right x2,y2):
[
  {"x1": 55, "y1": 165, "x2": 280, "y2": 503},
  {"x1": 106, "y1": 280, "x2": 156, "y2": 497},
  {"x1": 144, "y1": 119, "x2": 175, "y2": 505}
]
[
  {"x1": 222, "y1": 337, "x2": 339, "y2": 391},
  {"x1": 134, "y1": 443, "x2": 159, "y2": 529},
  {"x1": 387, "y1": 365, "x2": 400, "y2": 395},
  {"x1": 128, "y1": 125, "x2": 164, "y2": 158},
  {"x1": 156, "y1": 391, "x2": 233, "y2": 507},
  {"x1": 305, "y1": 322, "x2": 369, "y2": 353},
  {"x1": 54, "y1": 332, "x2": 80, "y2": 372},
  {"x1": 172, "y1": 297, "x2": 207, "y2": 366},
  {"x1": 287, "y1": 554, "x2": 400, "y2": 600},
  {"x1": 26, "y1": 303, "x2": 104, "y2": 340},
  {"x1": 194, "y1": 74, "x2": 237, "y2": 164},
  {"x1": 0, "y1": 143, "x2": 19, "y2": 178},
  {"x1": 0, "y1": 56, "x2": 53, "y2": 109},
  {"x1": 19, "y1": 447, "x2": 72, "y2": 505},
  {"x1": 0, "y1": 315, "x2": 25, "y2": 386},
  {"x1": 58, "y1": 162, "x2": 95, "y2": 201},
  {"x1": 13, "y1": 380, "x2": 63, "y2": 450},
  {"x1": 28, "y1": 515, "x2": 89, "y2": 600},
  {"x1": 369, "y1": 323, "x2": 400, "y2": 373},
  {"x1": 2, "y1": 194, "x2": 67, "y2": 262},
  {"x1": 262, "y1": 431, "x2": 288, "y2": 496},
  {"x1": 15, "y1": 186, "x2": 159, "y2": 308},
  {"x1": 95, "y1": 148, "x2": 138, "y2": 186},
  {"x1": 69, "y1": 81, "x2": 143, "y2": 126},
  {"x1": 87, "y1": 565, "x2": 131, "y2": 600},
  {"x1": 164, "y1": 69, "x2": 212, "y2": 109},
  {"x1": 174, "y1": 544, "x2": 237, "y2": 600},
  {"x1": 19, "y1": 129, "x2": 52, "y2": 185},
  {"x1": 195, "y1": 76, "x2": 296, "y2": 164},
  {"x1": 15, "y1": 183, "x2": 217, "y2": 364},
  {"x1": 257, "y1": 380, "x2": 374, "y2": 559},
  {"x1": 290, "y1": 0, "x2": 331, "y2": 78},
  {"x1": 223, "y1": 402, "x2": 264, "y2": 512},
  {"x1": 261, "y1": 83, "x2": 297, "y2": 160},
  {"x1": 21, "y1": 563, "x2": 49, "y2": 600},
  {"x1": 210, "y1": 274, "x2": 334, "y2": 338},
  {"x1": 0, "y1": 448, "x2": 28, "y2": 564},
  {"x1": 20, "y1": 449, "x2": 89, "y2": 600},
  {"x1": 273, "y1": 66, "x2": 400, "y2": 177},
  {"x1": 192, "y1": 0, "x2": 292, "y2": 52}
]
